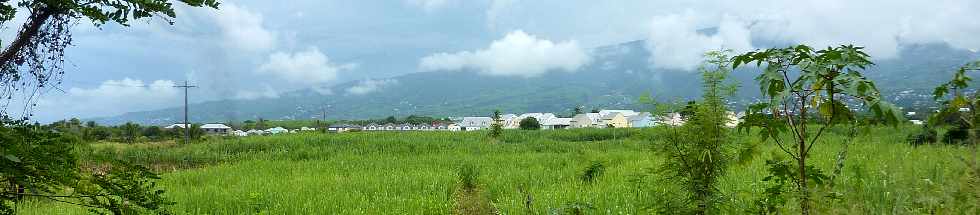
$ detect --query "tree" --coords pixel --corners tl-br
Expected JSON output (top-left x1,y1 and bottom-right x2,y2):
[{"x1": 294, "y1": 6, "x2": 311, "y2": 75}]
[
  {"x1": 385, "y1": 116, "x2": 398, "y2": 124},
  {"x1": 518, "y1": 117, "x2": 541, "y2": 130},
  {"x1": 120, "y1": 122, "x2": 140, "y2": 143},
  {"x1": 0, "y1": 119, "x2": 173, "y2": 214},
  {"x1": 255, "y1": 118, "x2": 267, "y2": 130},
  {"x1": 141, "y1": 126, "x2": 163, "y2": 141},
  {"x1": 931, "y1": 60, "x2": 980, "y2": 210},
  {"x1": 733, "y1": 45, "x2": 902, "y2": 214},
  {"x1": 573, "y1": 106, "x2": 583, "y2": 115},
  {"x1": 653, "y1": 50, "x2": 739, "y2": 214},
  {"x1": 590, "y1": 108, "x2": 600, "y2": 113},
  {"x1": 489, "y1": 110, "x2": 503, "y2": 138},
  {"x1": 679, "y1": 101, "x2": 698, "y2": 119}
]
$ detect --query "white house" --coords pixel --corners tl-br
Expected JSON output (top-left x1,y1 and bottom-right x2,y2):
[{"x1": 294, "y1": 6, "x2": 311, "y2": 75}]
[
  {"x1": 300, "y1": 127, "x2": 316, "y2": 131},
  {"x1": 164, "y1": 123, "x2": 189, "y2": 129},
  {"x1": 910, "y1": 120, "x2": 924, "y2": 125},
  {"x1": 627, "y1": 112, "x2": 655, "y2": 128},
  {"x1": 460, "y1": 117, "x2": 493, "y2": 131},
  {"x1": 447, "y1": 123, "x2": 461, "y2": 131},
  {"x1": 265, "y1": 127, "x2": 288, "y2": 134},
  {"x1": 655, "y1": 113, "x2": 685, "y2": 126},
  {"x1": 725, "y1": 112, "x2": 744, "y2": 128},
  {"x1": 327, "y1": 124, "x2": 355, "y2": 133},
  {"x1": 246, "y1": 129, "x2": 265, "y2": 136},
  {"x1": 570, "y1": 113, "x2": 602, "y2": 128},
  {"x1": 500, "y1": 114, "x2": 520, "y2": 129},
  {"x1": 542, "y1": 117, "x2": 572, "y2": 129},
  {"x1": 599, "y1": 110, "x2": 638, "y2": 117},
  {"x1": 232, "y1": 130, "x2": 248, "y2": 137},
  {"x1": 200, "y1": 123, "x2": 232, "y2": 135}
]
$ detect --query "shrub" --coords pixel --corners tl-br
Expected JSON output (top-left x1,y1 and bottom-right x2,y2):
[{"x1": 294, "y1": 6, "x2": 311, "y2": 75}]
[
  {"x1": 906, "y1": 125, "x2": 938, "y2": 146},
  {"x1": 580, "y1": 161, "x2": 605, "y2": 183},
  {"x1": 519, "y1": 117, "x2": 541, "y2": 130}
]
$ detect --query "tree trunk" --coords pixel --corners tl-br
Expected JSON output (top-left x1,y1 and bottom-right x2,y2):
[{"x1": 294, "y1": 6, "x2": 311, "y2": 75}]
[{"x1": 798, "y1": 141, "x2": 810, "y2": 215}]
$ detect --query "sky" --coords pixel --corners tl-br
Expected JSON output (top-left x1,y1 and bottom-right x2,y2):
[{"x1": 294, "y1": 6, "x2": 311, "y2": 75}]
[{"x1": 2, "y1": 0, "x2": 979, "y2": 122}]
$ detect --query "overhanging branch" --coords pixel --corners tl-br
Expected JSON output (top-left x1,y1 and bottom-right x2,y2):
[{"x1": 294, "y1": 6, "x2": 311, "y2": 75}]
[{"x1": 0, "y1": 7, "x2": 54, "y2": 66}]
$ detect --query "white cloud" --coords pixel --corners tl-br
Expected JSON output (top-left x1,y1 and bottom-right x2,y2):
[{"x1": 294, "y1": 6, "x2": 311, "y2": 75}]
[
  {"x1": 485, "y1": 0, "x2": 518, "y2": 29},
  {"x1": 483, "y1": 0, "x2": 980, "y2": 66},
  {"x1": 234, "y1": 85, "x2": 280, "y2": 100},
  {"x1": 645, "y1": 13, "x2": 753, "y2": 70},
  {"x1": 213, "y1": 3, "x2": 277, "y2": 52},
  {"x1": 258, "y1": 47, "x2": 356, "y2": 85},
  {"x1": 408, "y1": 0, "x2": 451, "y2": 11},
  {"x1": 346, "y1": 79, "x2": 398, "y2": 95},
  {"x1": 33, "y1": 79, "x2": 180, "y2": 121},
  {"x1": 420, "y1": 30, "x2": 589, "y2": 77},
  {"x1": 311, "y1": 86, "x2": 334, "y2": 95}
]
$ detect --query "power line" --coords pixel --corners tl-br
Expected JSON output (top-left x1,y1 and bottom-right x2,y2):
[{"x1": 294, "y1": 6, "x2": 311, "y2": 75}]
[{"x1": 174, "y1": 81, "x2": 196, "y2": 145}]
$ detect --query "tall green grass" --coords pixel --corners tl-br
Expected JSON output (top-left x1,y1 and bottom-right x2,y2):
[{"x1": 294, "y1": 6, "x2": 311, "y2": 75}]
[{"x1": 17, "y1": 126, "x2": 974, "y2": 214}]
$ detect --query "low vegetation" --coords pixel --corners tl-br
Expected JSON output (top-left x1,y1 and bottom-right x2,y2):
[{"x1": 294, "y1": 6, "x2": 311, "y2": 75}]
[{"x1": 11, "y1": 126, "x2": 977, "y2": 214}]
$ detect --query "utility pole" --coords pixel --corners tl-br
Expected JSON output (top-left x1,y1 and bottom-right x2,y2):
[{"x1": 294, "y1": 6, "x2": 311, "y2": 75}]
[
  {"x1": 321, "y1": 107, "x2": 327, "y2": 133},
  {"x1": 174, "y1": 81, "x2": 196, "y2": 144}
]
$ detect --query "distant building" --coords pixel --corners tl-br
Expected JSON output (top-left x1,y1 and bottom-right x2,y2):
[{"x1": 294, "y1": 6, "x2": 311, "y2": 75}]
[
  {"x1": 163, "y1": 123, "x2": 188, "y2": 129},
  {"x1": 725, "y1": 112, "x2": 744, "y2": 128},
  {"x1": 910, "y1": 120, "x2": 924, "y2": 125},
  {"x1": 460, "y1": 117, "x2": 493, "y2": 131},
  {"x1": 627, "y1": 112, "x2": 654, "y2": 128},
  {"x1": 599, "y1": 110, "x2": 638, "y2": 117},
  {"x1": 500, "y1": 114, "x2": 520, "y2": 129},
  {"x1": 655, "y1": 113, "x2": 685, "y2": 126},
  {"x1": 447, "y1": 123, "x2": 461, "y2": 131},
  {"x1": 246, "y1": 129, "x2": 265, "y2": 136},
  {"x1": 327, "y1": 124, "x2": 355, "y2": 133},
  {"x1": 601, "y1": 112, "x2": 630, "y2": 128},
  {"x1": 232, "y1": 130, "x2": 248, "y2": 137},
  {"x1": 200, "y1": 123, "x2": 232, "y2": 135},
  {"x1": 432, "y1": 123, "x2": 449, "y2": 130},
  {"x1": 570, "y1": 113, "x2": 602, "y2": 128},
  {"x1": 265, "y1": 127, "x2": 288, "y2": 134},
  {"x1": 300, "y1": 127, "x2": 316, "y2": 132},
  {"x1": 542, "y1": 117, "x2": 572, "y2": 130}
]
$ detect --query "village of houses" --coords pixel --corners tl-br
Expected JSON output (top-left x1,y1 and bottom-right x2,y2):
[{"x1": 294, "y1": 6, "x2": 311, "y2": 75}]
[{"x1": 164, "y1": 110, "x2": 744, "y2": 137}]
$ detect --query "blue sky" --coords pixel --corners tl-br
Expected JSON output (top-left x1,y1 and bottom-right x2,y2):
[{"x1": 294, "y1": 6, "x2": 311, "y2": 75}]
[{"x1": 4, "y1": 0, "x2": 979, "y2": 122}]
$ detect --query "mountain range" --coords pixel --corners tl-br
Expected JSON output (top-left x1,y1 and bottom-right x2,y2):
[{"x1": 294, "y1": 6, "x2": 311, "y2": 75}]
[{"x1": 92, "y1": 40, "x2": 980, "y2": 125}]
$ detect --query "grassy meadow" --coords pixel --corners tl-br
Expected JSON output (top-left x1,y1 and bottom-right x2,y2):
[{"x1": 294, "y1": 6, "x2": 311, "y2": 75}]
[{"x1": 17, "y1": 126, "x2": 977, "y2": 214}]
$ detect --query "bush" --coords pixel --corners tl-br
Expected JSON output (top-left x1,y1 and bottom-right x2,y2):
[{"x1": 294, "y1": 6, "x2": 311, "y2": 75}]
[
  {"x1": 580, "y1": 161, "x2": 605, "y2": 183},
  {"x1": 519, "y1": 117, "x2": 541, "y2": 130},
  {"x1": 906, "y1": 125, "x2": 938, "y2": 146},
  {"x1": 942, "y1": 126, "x2": 971, "y2": 145},
  {"x1": 458, "y1": 164, "x2": 479, "y2": 191}
]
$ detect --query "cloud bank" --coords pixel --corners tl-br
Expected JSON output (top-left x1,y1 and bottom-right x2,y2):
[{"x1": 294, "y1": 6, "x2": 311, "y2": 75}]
[
  {"x1": 34, "y1": 79, "x2": 180, "y2": 121},
  {"x1": 213, "y1": 3, "x2": 277, "y2": 52},
  {"x1": 646, "y1": 13, "x2": 753, "y2": 70},
  {"x1": 420, "y1": 30, "x2": 589, "y2": 77},
  {"x1": 234, "y1": 85, "x2": 280, "y2": 100},
  {"x1": 259, "y1": 47, "x2": 356, "y2": 85},
  {"x1": 346, "y1": 79, "x2": 398, "y2": 95}
]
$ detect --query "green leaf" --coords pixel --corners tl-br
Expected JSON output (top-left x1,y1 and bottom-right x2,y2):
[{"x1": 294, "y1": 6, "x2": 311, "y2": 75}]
[{"x1": 4, "y1": 154, "x2": 21, "y2": 163}]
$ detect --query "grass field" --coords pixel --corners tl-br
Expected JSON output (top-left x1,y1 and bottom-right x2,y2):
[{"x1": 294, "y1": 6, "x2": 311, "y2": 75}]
[{"x1": 17, "y1": 126, "x2": 977, "y2": 214}]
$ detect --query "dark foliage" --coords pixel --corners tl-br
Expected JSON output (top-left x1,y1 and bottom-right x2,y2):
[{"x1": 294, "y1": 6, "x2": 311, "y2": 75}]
[{"x1": 519, "y1": 117, "x2": 541, "y2": 130}]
